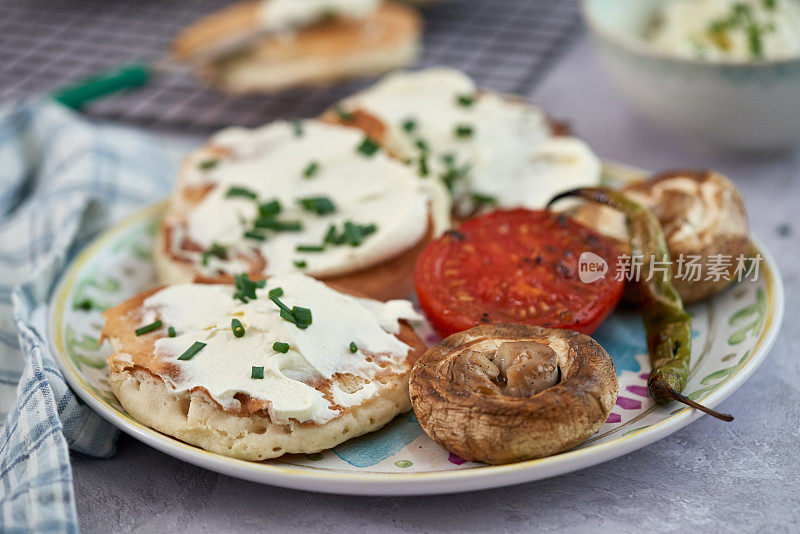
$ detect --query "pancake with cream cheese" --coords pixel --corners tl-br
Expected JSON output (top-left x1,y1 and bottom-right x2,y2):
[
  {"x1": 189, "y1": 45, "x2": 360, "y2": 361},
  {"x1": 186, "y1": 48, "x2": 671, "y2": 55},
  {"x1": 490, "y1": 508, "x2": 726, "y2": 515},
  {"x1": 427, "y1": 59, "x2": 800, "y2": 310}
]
[
  {"x1": 102, "y1": 273, "x2": 426, "y2": 461},
  {"x1": 173, "y1": 0, "x2": 422, "y2": 93},
  {"x1": 157, "y1": 119, "x2": 449, "y2": 300},
  {"x1": 324, "y1": 67, "x2": 602, "y2": 218}
]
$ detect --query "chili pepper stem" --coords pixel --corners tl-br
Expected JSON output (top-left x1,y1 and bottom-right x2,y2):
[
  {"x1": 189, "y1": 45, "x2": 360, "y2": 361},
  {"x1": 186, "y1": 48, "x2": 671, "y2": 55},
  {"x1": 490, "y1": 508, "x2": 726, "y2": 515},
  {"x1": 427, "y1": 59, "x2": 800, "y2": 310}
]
[{"x1": 662, "y1": 388, "x2": 734, "y2": 422}]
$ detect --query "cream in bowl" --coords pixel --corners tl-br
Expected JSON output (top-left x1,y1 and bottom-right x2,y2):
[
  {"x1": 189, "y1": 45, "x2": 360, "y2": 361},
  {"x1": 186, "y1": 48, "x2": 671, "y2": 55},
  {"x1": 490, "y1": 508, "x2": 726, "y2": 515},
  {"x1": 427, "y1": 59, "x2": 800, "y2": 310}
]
[
  {"x1": 583, "y1": 0, "x2": 800, "y2": 152},
  {"x1": 647, "y1": 0, "x2": 800, "y2": 62}
]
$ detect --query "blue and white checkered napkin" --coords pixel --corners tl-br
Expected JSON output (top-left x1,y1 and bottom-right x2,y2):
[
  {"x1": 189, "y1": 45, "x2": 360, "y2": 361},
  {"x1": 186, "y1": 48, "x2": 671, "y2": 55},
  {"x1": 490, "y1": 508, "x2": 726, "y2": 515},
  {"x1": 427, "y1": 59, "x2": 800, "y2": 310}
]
[{"x1": 0, "y1": 100, "x2": 172, "y2": 532}]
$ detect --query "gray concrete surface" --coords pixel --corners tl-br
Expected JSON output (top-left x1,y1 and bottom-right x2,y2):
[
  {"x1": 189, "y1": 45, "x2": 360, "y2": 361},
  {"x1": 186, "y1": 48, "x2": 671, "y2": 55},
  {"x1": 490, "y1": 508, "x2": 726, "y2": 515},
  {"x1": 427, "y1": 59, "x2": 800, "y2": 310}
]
[{"x1": 71, "y1": 37, "x2": 800, "y2": 533}]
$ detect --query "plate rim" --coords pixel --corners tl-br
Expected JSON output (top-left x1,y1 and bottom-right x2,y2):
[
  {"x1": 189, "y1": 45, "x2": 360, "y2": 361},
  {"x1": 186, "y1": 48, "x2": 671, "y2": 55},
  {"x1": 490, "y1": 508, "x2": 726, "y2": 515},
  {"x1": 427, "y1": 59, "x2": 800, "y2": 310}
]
[{"x1": 48, "y1": 198, "x2": 785, "y2": 496}]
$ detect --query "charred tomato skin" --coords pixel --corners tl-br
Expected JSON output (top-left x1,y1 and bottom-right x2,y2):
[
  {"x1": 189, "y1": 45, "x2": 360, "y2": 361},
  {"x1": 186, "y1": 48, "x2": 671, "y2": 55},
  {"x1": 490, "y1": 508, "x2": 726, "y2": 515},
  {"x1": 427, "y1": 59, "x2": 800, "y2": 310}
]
[{"x1": 414, "y1": 209, "x2": 624, "y2": 337}]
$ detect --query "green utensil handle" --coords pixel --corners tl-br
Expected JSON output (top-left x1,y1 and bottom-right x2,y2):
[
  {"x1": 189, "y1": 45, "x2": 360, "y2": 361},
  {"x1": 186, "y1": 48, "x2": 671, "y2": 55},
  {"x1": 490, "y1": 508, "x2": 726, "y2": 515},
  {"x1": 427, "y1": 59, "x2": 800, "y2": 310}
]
[{"x1": 52, "y1": 63, "x2": 151, "y2": 110}]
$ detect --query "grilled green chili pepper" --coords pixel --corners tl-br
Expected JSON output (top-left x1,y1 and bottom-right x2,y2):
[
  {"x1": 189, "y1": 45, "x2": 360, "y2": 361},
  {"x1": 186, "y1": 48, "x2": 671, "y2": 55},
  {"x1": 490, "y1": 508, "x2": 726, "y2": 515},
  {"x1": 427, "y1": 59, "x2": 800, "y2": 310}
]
[{"x1": 548, "y1": 187, "x2": 733, "y2": 421}]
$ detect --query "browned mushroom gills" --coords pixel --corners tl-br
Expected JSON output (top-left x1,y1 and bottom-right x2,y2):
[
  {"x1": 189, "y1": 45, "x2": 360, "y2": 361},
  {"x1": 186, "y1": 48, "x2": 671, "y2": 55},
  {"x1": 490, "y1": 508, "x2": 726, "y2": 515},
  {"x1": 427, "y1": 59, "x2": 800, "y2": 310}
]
[
  {"x1": 463, "y1": 341, "x2": 560, "y2": 398},
  {"x1": 409, "y1": 323, "x2": 618, "y2": 465}
]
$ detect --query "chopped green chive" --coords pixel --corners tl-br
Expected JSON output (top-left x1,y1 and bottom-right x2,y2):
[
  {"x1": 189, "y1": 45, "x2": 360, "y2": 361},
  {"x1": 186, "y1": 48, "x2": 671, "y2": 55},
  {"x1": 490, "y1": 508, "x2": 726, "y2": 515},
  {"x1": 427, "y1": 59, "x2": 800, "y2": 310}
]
[
  {"x1": 356, "y1": 137, "x2": 380, "y2": 157},
  {"x1": 273, "y1": 341, "x2": 290, "y2": 353},
  {"x1": 258, "y1": 199, "x2": 282, "y2": 218},
  {"x1": 748, "y1": 23, "x2": 764, "y2": 57},
  {"x1": 293, "y1": 260, "x2": 307, "y2": 268},
  {"x1": 168, "y1": 326, "x2": 177, "y2": 338},
  {"x1": 297, "y1": 196, "x2": 336, "y2": 215},
  {"x1": 269, "y1": 289, "x2": 293, "y2": 315},
  {"x1": 291, "y1": 119, "x2": 304, "y2": 137},
  {"x1": 280, "y1": 307, "x2": 297, "y2": 323},
  {"x1": 269, "y1": 288, "x2": 312, "y2": 329},
  {"x1": 201, "y1": 243, "x2": 228, "y2": 266},
  {"x1": 471, "y1": 192, "x2": 498, "y2": 206},
  {"x1": 296, "y1": 244, "x2": 325, "y2": 253},
  {"x1": 278, "y1": 221, "x2": 303, "y2": 232},
  {"x1": 269, "y1": 287, "x2": 284, "y2": 298},
  {"x1": 278, "y1": 306, "x2": 313, "y2": 329},
  {"x1": 343, "y1": 221, "x2": 377, "y2": 247},
  {"x1": 231, "y1": 318, "x2": 245, "y2": 338},
  {"x1": 225, "y1": 186, "x2": 258, "y2": 200},
  {"x1": 178, "y1": 341, "x2": 206, "y2": 361},
  {"x1": 254, "y1": 218, "x2": 302, "y2": 232},
  {"x1": 708, "y1": 20, "x2": 728, "y2": 35},
  {"x1": 322, "y1": 221, "x2": 378, "y2": 247},
  {"x1": 456, "y1": 94, "x2": 476, "y2": 107},
  {"x1": 706, "y1": 2, "x2": 774, "y2": 58},
  {"x1": 251, "y1": 366, "x2": 264, "y2": 379},
  {"x1": 415, "y1": 139, "x2": 429, "y2": 152},
  {"x1": 233, "y1": 273, "x2": 265, "y2": 303},
  {"x1": 135, "y1": 320, "x2": 162, "y2": 336},
  {"x1": 324, "y1": 224, "x2": 339, "y2": 244},
  {"x1": 303, "y1": 161, "x2": 319, "y2": 178},
  {"x1": 199, "y1": 159, "x2": 218, "y2": 170},
  {"x1": 440, "y1": 154, "x2": 471, "y2": 192},
  {"x1": 335, "y1": 106, "x2": 354, "y2": 122},
  {"x1": 292, "y1": 307, "x2": 312, "y2": 329},
  {"x1": 454, "y1": 124, "x2": 474, "y2": 138},
  {"x1": 418, "y1": 154, "x2": 429, "y2": 177},
  {"x1": 243, "y1": 230, "x2": 267, "y2": 241},
  {"x1": 402, "y1": 118, "x2": 417, "y2": 133},
  {"x1": 349, "y1": 342, "x2": 358, "y2": 353}
]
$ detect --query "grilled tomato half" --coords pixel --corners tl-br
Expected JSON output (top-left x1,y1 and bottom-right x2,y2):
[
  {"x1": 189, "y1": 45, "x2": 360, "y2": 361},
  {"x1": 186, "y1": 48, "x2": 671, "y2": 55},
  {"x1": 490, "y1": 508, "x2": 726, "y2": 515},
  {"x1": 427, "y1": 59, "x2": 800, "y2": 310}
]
[{"x1": 414, "y1": 209, "x2": 624, "y2": 337}]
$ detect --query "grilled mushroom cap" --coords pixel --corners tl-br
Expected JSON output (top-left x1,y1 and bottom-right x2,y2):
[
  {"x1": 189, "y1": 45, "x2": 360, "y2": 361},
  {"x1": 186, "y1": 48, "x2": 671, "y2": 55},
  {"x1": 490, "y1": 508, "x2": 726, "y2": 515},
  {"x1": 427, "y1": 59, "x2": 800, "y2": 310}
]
[
  {"x1": 570, "y1": 169, "x2": 750, "y2": 304},
  {"x1": 409, "y1": 323, "x2": 618, "y2": 465}
]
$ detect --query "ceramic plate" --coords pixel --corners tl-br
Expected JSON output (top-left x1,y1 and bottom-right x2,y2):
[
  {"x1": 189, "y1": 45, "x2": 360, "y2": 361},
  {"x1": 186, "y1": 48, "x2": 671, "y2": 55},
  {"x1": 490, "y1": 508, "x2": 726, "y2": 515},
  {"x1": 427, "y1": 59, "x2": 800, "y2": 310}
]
[{"x1": 48, "y1": 164, "x2": 784, "y2": 495}]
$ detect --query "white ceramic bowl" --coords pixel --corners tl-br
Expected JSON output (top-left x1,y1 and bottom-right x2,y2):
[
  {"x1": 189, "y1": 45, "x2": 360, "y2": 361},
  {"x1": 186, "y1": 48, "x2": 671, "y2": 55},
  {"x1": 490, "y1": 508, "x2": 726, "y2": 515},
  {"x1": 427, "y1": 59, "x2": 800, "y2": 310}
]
[{"x1": 582, "y1": 0, "x2": 800, "y2": 152}]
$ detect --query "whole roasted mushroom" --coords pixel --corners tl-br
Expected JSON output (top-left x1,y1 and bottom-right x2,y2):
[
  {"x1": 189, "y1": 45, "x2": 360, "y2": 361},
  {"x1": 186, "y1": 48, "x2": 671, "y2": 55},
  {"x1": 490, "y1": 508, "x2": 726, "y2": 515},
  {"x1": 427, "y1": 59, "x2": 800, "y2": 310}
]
[
  {"x1": 409, "y1": 324, "x2": 618, "y2": 465},
  {"x1": 570, "y1": 169, "x2": 750, "y2": 304}
]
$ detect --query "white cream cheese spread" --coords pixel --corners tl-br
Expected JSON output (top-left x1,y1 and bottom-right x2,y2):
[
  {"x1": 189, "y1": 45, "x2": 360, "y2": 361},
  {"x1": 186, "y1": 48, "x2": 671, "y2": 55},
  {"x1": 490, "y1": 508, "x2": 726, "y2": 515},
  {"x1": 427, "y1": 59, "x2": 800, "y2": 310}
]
[
  {"x1": 257, "y1": 0, "x2": 379, "y2": 33},
  {"x1": 179, "y1": 119, "x2": 431, "y2": 278},
  {"x1": 647, "y1": 0, "x2": 800, "y2": 61},
  {"x1": 339, "y1": 67, "x2": 602, "y2": 216},
  {"x1": 140, "y1": 273, "x2": 422, "y2": 424}
]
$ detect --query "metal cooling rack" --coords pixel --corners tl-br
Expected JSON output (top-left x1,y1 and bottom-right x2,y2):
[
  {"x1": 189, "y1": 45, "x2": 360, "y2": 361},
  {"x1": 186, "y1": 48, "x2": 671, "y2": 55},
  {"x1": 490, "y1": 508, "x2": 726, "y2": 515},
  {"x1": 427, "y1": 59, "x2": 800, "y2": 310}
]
[{"x1": 0, "y1": 0, "x2": 581, "y2": 133}]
